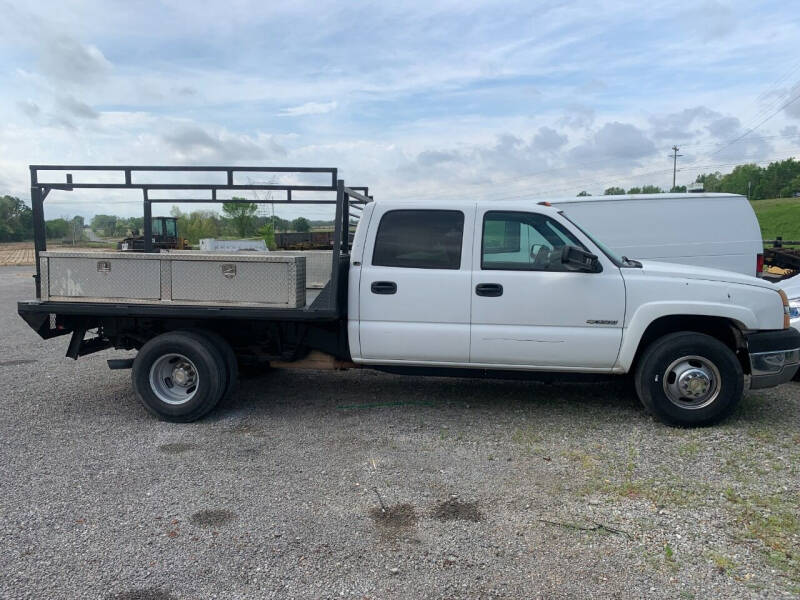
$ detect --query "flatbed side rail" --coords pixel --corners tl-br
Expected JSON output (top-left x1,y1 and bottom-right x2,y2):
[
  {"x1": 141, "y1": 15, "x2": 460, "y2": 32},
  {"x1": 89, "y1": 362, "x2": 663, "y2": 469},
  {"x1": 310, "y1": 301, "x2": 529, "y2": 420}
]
[{"x1": 29, "y1": 165, "x2": 373, "y2": 313}]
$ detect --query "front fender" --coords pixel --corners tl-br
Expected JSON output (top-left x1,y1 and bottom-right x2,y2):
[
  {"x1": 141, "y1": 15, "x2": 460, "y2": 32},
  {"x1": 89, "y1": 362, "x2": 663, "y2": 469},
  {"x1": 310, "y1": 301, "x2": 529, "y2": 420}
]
[{"x1": 616, "y1": 301, "x2": 754, "y2": 371}]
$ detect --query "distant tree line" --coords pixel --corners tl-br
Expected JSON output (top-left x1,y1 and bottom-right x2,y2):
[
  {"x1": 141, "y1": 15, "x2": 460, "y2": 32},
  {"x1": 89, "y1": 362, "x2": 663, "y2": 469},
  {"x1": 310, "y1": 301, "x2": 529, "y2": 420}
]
[
  {"x1": 168, "y1": 200, "x2": 313, "y2": 244},
  {"x1": 89, "y1": 214, "x2": 144, "y2": 237},
  {"x1": 0, "y1": 195, "x2": 33, "y2": 241},
  {"x1": 0, "y1": 195, "x2": 318, "y2": 244},
  {"x1": 587, "y1": 158, "x2": 800, "y2": 199},
  {"x1": 695, "y1": 158, "x2": 800, "y2": 200},
  {"x1": 0, "y1": 196, "x2": 86, "y2": 242}
]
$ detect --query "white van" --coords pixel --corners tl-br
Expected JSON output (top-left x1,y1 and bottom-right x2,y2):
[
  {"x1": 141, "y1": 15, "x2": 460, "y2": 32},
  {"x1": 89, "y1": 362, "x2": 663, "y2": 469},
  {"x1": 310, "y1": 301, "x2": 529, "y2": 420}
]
[{"x1": 549, "y1": 193, "x2": 763, "y2": 276}]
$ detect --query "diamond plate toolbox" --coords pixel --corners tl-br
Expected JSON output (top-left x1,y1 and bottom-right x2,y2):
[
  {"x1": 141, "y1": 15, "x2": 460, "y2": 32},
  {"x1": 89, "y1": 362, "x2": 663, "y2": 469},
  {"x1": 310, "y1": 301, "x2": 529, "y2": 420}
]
[{"x1": 40, "y1": 251, "x2": 306, "y2": 308}]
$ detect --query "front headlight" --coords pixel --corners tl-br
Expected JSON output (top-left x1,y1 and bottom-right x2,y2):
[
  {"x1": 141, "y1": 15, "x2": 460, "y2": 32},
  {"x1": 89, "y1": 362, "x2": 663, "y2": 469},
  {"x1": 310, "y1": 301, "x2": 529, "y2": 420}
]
[{"x1": 790, "y1": 297, "x2": 800, "y2": 320}]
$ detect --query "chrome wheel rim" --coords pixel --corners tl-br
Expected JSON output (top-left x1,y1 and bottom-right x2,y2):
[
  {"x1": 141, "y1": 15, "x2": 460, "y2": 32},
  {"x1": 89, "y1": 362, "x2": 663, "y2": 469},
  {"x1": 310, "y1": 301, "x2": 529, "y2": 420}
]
[
  {"x1": 662, "y1": 355, "x2": 721, "y2": 410},
  {"x1": 149, "y1": 353, "x2": 199, "y2": 405}
]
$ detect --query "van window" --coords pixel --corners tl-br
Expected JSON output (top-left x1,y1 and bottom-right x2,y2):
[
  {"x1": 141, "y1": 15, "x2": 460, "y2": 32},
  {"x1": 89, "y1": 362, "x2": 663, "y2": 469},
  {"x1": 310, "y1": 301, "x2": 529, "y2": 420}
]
[
  {"x1": 372, "y1": 210, "x2": 464, "y2": 269},
  {"x1": 482, "y1": 211, "x2": 583, "y2": 271}
]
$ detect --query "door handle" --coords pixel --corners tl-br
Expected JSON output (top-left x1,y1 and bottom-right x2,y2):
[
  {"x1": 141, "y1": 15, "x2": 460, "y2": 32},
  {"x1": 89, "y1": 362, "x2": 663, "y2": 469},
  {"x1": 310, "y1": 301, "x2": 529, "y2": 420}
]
[
  {"x1": 475, "y1": 283, "x2": 503, "y2": 297},
  {"x1": 371, "y1": 281, "x2": 397, "y2": 295}
]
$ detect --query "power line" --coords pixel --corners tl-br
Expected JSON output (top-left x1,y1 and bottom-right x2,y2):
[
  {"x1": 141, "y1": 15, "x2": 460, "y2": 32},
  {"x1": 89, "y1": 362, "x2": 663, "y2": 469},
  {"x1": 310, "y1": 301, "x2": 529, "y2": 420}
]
[{"x1": 709, "y1": 89, "x2": 800, "y2": 156}]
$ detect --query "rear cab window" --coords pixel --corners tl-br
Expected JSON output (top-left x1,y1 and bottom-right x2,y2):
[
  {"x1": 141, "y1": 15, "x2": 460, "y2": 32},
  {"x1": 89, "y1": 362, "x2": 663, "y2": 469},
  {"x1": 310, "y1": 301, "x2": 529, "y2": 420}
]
[{"x1": 372, "y1": 210, "x2": 465, "y2": 269}]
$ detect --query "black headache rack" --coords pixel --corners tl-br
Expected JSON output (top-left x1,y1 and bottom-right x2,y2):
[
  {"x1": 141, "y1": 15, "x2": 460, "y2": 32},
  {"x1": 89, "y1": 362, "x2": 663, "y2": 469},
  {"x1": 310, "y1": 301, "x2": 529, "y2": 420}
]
[{"x1": 18, "y1": 165, "x2": 373, "y2": 336}]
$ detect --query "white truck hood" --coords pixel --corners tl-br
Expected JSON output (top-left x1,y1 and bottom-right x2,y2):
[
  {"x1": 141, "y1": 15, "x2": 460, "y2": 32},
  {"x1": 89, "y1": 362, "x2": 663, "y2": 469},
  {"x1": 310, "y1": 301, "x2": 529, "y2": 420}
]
[
  {"x1": 779, "y1": 275, "x2": 800, "y2": 298},
  {"x1": 635, "y1": 260, "x2": 775, "y2": 290}
]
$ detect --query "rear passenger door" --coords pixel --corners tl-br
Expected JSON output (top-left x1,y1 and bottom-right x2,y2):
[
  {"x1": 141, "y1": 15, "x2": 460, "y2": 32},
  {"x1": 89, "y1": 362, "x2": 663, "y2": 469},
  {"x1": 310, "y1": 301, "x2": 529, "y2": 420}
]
[{"x1": 357, "y1": 207, "x2": 474, "y2": 364}]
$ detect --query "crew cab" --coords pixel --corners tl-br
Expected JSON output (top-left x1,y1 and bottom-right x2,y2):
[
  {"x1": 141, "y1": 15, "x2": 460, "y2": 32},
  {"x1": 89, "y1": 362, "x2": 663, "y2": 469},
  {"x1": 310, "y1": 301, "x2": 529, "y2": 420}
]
[{"x1": 17, "y1": 165, "x2": 800, "y2": 427}]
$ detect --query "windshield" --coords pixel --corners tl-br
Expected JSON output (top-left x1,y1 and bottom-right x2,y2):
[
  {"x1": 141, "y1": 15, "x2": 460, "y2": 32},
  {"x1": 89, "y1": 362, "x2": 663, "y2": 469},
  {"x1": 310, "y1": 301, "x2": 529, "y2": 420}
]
[{"x1": 559, "y1": 212, "x2": 632, "y2": 267}]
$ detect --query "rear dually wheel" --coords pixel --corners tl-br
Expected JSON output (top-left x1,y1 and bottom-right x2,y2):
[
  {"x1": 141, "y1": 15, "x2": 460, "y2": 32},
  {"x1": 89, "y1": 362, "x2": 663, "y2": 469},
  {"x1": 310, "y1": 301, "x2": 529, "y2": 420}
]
[{"x1": 132, "y1": 331, "x2": 226, "y2": 422}]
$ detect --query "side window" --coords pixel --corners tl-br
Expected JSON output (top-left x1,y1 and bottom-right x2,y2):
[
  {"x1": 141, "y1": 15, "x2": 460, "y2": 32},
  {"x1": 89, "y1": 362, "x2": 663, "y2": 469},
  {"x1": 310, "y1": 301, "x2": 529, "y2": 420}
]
[
  {"x1": 151, "y1": 219, "x2": 164, "y2": 236},
  {"x1": 372, "y1": 210, "x2": 464, "y2": 269},
  {"x1": 482, "y1": 211, "x2": 583, "y2": 271}
]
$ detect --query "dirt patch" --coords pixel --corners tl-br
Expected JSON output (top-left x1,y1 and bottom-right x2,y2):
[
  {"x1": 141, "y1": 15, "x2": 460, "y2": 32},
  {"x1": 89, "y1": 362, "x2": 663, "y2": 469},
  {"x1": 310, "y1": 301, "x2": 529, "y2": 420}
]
[
  {"x1": 432, "y1": 498, "x2": 483, "y2": 522},
  {"x1": 222, "y1": 423, "x2": 266, "y2": 437},
  {"x1": 107, "y1": 589, "x2": 174, "y2": 600},
  {"x1": 157, "y1": 443, "x2": 194, "y2": 455},
  {"x1": 0, "y1": 359, "x2": 37, "y2": 367},
  {"x1": 189, "y1": 509, "x2": 235, "y2": 527},
  {"x1": 0, "y1": 247, "x2": 35, "y2": 267},
  {"x1": 369, "y1": 503, "x2": 418, "y2": 530}
]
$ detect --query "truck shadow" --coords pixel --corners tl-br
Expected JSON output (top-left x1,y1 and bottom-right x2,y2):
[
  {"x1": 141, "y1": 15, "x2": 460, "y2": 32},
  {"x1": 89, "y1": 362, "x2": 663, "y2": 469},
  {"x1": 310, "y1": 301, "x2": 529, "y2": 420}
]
[
  {"x1": 227, "y1": 368, "x2": 642, "y2": 421},
  {"x1": 221, "y1": 368, "x2": 796, "y2": 429}
]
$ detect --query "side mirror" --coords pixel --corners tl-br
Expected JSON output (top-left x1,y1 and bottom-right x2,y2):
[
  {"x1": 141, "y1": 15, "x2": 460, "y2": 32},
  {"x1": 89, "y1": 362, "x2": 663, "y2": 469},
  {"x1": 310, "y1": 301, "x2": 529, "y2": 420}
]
[{"x1": 560, "y1": 245, "x2": 600, "y2": 273}]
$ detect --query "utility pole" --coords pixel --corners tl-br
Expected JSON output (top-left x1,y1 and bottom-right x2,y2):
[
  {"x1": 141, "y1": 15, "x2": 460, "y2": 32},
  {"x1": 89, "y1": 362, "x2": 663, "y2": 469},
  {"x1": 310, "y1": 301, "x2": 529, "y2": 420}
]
[{"x1": 670, "y1": 145, "x2": 683, "y2": 191}]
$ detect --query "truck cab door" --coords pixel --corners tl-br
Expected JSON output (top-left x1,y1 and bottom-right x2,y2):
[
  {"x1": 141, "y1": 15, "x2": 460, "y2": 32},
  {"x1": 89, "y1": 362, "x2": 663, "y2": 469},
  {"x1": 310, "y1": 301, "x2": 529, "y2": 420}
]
[
  {"x1": 469, "y1": 208, "x2": 625, "y2": 370},
  {"x1": 354, "y1": 206, "x2": 475, "y2": 364}
]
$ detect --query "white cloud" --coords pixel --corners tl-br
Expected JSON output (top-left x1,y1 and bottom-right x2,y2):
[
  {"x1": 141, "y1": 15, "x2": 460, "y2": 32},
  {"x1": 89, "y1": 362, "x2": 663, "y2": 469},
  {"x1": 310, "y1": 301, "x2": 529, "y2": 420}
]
[
  {"x1": 650, "y1": 106, "x2": 719, "y2": 140},
  {"x1": 532, "y1": 126, "x2": 568, "y2": 152},
  {"x1": 568, "y1": 122, "x2": 657, "y2": 166},
  {"x1": 680, "y1": 1, "x2": 738, "y2": 40},
  {"x1": 278, "y1": 101, "x2": 338, "y2": 117},
  {"x1": 38, "y1": 36, "x2": 111, "y2": 85},
  {"x1": 16, "y1": 100, "x2": 40, "y2": 118},
  {"x1": 161, "y1": 125, "x2": 286, "y2": 161},
  {"x1": 57, "y1": 95, "x2": 99, "y2": 120}
]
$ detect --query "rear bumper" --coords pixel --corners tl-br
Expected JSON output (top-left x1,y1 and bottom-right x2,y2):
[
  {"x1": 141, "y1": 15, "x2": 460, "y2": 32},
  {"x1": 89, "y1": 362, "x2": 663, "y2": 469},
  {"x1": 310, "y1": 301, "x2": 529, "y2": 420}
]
[{"x1": 746, "y1": 329, "x2": 800, "y2": 389}]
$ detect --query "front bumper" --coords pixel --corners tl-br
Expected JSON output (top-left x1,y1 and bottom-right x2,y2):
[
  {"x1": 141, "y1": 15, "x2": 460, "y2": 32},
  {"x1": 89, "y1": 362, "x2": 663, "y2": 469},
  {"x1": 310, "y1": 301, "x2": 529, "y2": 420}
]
[{"x1": 746, "y1": 329, "x2": 800, "y2": 389}]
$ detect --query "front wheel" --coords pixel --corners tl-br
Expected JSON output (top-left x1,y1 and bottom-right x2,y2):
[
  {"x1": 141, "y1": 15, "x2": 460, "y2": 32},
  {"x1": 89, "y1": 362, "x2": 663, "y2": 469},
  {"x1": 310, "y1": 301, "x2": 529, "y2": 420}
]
[
  {"x1": 132, "y1": 331, "x2": 225, "y2": 422},
  {"x1": 635, "y1": 332, "x2": 743, "y2": 427}
]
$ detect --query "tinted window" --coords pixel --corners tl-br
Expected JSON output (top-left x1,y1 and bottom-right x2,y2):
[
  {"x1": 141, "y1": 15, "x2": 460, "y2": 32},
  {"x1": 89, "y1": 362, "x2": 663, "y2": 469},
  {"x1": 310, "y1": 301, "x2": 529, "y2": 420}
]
[
  {"x1": 373, "y1": 210, "x2": 464, "y2": 269},
  {"x1": 482, "y1": 211, "x2": 583, "y2": 271}
]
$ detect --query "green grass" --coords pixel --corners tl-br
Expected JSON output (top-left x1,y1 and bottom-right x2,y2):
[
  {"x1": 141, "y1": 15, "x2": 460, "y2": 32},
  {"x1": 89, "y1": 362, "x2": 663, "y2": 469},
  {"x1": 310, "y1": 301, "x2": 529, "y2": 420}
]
[
  {"x1": 725, "y1": 490, "x2": 800, "y2": 583},
  {"x1": 750, "y1": 197, "x2": 800, "y2": 243},
  {"x1": 706, "y1": 550, "x2": 737, "y2": 575}
]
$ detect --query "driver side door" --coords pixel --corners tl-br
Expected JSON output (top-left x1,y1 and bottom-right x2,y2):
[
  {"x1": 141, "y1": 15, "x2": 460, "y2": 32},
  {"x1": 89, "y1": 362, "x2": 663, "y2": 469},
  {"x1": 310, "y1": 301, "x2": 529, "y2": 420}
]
[{"x1": 469, "y1": 208, "x2": 625, "y2": 370}]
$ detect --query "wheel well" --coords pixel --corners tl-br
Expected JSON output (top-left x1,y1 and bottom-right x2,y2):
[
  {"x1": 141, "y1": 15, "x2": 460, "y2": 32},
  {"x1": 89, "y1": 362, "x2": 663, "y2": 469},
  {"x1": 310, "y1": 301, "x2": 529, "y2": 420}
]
[{"x1": 631, "y1": 315, "x2": 749, "y2": 374}]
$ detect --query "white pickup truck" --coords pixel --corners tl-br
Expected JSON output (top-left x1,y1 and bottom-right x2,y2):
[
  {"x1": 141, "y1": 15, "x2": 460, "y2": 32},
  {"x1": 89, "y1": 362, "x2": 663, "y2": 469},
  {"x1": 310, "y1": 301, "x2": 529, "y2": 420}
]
[{"x1": 18, "y1": 166, "x2": 800, "y2": 427}]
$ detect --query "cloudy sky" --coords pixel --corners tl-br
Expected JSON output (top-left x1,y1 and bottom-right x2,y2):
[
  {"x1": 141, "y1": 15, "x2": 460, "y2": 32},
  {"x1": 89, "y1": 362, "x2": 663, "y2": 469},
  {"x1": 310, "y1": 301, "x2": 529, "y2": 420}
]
[{"x1": 1, "y1": 0, "x2": 799, "y2": 220}]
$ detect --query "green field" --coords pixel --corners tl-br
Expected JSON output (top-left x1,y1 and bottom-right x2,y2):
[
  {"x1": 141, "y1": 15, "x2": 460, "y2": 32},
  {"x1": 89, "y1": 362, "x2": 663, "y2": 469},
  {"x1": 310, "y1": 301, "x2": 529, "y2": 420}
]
[{"x1": 750, "y1": 197, "x2": 800, "y2": 243}]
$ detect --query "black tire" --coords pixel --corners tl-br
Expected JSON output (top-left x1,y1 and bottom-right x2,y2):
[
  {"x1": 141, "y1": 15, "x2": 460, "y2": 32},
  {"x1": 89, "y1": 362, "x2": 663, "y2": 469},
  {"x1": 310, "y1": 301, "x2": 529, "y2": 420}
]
[
  {"x1": 183, "y1": 328, "x2": 239, "y2": 403},
  {"x1": 132, "y1": 331, "x2": 225, "y2": 422},
  {"x1": 634, "y1": 332, "x2": 743, "y2": 427}
]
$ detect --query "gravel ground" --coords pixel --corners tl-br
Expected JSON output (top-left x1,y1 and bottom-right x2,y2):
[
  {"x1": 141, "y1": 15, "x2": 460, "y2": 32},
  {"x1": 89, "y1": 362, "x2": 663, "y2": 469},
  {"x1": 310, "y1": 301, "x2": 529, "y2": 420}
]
[{"x1": 1, "y1": 265, "x2": 799, "y2": 599}]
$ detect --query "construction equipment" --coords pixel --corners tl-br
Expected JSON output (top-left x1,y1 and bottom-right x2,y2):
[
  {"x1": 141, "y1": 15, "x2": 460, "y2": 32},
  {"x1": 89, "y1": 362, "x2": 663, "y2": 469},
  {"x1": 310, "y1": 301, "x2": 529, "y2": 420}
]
[{"x1": 117, "y1": 216, "x2": 190, "y2": 251}]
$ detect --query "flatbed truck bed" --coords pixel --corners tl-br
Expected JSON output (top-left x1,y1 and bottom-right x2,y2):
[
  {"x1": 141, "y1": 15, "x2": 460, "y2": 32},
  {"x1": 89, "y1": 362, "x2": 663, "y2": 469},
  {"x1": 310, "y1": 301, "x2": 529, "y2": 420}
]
[{"x1": 18, "y1": 165, "x2": 368, "y2": 362}]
